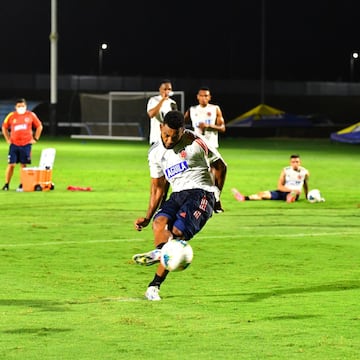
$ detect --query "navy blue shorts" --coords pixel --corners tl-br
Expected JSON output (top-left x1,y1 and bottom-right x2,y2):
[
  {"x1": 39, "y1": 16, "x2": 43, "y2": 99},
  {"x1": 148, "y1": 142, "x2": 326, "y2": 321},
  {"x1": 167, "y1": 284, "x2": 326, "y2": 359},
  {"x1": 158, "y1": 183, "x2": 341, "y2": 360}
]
[
  {"x1": 270, "y1": 190, "x2": 299, "y2": 201},
  {"x1": 154, "y1": 189, "x2": 215, "y2": 240},
  {"x1": 8, "y1": 144, "x2": 32, "y2": 164}
]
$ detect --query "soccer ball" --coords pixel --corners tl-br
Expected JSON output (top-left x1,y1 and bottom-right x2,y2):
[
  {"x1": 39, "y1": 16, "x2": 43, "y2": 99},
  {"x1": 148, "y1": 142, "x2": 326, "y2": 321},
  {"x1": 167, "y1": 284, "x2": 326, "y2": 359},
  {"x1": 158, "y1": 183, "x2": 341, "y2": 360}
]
[
  {"x1": 160, "y1": 239, "x2": 193, "y2": 272},
  {"x1": 307, "y1": 189, "x2": 325, "y2": 203}
]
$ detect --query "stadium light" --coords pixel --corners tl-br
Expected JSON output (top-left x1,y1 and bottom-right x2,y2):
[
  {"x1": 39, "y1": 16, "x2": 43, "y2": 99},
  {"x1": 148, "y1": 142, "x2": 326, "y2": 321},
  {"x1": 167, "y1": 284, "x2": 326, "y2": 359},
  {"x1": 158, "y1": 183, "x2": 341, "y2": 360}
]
[
  {"x1": 350, "y1": 51, "x2": 359, "y2": 82},
  {"x1": 98, "y1": 43, "x2": 108, "y2": 75}
]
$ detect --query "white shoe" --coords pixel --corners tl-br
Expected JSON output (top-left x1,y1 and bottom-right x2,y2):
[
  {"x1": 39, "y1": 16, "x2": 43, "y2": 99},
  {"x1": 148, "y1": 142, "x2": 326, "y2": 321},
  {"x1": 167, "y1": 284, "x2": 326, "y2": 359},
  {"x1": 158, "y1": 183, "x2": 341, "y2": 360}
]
[
  {"x1": 145, "y1": 286, "x2": 161, "y2": 301},
  {"x1": 133, "y1": 249, "x2": 161, "y2": 266}
]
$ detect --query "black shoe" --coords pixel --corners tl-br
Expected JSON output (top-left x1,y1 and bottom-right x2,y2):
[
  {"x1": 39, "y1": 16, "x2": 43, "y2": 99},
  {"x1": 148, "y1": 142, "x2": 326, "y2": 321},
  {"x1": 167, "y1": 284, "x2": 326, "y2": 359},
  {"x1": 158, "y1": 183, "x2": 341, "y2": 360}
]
[
  {"x1": 2, "y1": 184, "x2": 9, "y2": 191},
  {"x1": 214, "y1": 201, "x2": 224, "y2": 213}
]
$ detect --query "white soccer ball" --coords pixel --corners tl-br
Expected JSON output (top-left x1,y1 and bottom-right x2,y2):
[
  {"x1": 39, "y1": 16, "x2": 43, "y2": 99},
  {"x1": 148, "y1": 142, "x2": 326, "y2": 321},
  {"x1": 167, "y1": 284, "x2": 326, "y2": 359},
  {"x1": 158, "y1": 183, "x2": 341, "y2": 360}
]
[
  {"x1": 307, "y1": 189, "x2": 325, "y2": 203},
  {"x1": 160, "y1": 240, "x2": 193, "y2": 272}
]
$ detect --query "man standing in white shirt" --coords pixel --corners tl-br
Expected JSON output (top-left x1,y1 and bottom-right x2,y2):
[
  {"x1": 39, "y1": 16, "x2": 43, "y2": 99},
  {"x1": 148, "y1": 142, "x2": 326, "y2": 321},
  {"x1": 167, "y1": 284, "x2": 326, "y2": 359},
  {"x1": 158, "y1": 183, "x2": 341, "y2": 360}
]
[
  {"x1": 184, "y1": 86, "x2": 226, "y2": 148},
  {"x1": 147, "y1": 79, "x2": 178, "y2": 205},
  {"x1": 147, "y1": 79, "x2": 177, "y2": 145},
  {"x1": 184, "y1": 86, "x2": 226, "y2": 212}
]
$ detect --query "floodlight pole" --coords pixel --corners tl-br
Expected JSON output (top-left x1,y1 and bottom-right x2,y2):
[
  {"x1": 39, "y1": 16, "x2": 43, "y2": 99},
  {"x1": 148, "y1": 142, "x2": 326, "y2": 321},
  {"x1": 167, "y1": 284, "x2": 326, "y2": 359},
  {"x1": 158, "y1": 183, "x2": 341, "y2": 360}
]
[
  {"x1": 260, "y1": 0, "x2": 266, "y2": 104},
  {"x1": 350, "y1": 51, "x2": 359, "y2": 82},
  {"x1": 49, "y1": 0, "x2": 58, "y2": 136},
  {"x1": 98, "y1": 43, "x2": 108, "y2": 75}
]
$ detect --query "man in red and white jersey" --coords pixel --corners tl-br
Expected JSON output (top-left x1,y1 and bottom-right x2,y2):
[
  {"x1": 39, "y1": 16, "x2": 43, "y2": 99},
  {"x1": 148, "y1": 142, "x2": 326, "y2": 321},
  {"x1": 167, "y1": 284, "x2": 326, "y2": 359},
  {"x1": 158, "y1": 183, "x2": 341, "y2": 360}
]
[{"x1": 2, "y1": 98, "x2": 43, "y2": 191}]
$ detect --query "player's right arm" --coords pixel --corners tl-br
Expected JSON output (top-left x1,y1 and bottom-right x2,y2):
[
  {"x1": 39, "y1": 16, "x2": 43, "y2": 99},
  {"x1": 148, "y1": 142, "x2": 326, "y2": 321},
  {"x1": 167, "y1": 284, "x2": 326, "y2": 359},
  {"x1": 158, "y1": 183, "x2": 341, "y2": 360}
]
[
  {"x1": 277, "y1": 169, "x2": 300, "y2": 194},
  {"x1": 1, "y1": 118, "x2": 11, "y2": 144},
  {"x1": 277, "y1": 169, "x2": 289, "y2": 192},
  {"x1": 2, "y1": 125, "x2": 9, "y2": 143},
  {"x1": 134, "y1": 176, "x2": 167, "y2": 231}
]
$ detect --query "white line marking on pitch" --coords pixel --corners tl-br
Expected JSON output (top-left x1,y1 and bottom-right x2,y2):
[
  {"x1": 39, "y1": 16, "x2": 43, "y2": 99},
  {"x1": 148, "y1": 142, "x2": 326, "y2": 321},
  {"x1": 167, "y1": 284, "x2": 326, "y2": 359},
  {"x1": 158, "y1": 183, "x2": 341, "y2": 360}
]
[
  {"x1": 0, "y1": 231, "x2": 358, "y2": 248},
  {"x1": 0, "y1": 238, "x2": 144, "y2": 248}
]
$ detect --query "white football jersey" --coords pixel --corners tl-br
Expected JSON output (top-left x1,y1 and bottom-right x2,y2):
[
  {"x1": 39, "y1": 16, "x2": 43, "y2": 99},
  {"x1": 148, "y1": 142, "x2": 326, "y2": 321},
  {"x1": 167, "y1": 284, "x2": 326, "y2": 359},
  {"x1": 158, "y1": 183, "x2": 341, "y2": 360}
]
[
  {"x1": 284, "y1": 166, "x2": 309, "y2": 191},
  {"x1": 148, "y1": 130, "x2": 223, "y2": 193},
  {"x1": 147, "y1": 95, "x2": 177, "y2": 144},
  {"x1": 189, "y1": 104, "x2": 220, "y2": 148}
]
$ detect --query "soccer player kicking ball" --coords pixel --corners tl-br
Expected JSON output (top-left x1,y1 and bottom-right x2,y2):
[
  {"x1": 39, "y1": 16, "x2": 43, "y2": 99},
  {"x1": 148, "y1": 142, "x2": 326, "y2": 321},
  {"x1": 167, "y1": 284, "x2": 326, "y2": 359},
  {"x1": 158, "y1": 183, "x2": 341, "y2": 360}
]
[{"x1": 133, "y1": 110, "x2": 227, "y2": 301}]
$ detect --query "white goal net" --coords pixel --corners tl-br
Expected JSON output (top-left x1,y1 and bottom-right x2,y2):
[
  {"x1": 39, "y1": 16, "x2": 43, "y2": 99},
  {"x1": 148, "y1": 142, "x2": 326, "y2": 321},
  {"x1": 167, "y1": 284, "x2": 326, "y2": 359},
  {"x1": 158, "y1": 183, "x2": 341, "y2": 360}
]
[{"x1": 75, "y1": 91, "x2": 185, "y2": 140}]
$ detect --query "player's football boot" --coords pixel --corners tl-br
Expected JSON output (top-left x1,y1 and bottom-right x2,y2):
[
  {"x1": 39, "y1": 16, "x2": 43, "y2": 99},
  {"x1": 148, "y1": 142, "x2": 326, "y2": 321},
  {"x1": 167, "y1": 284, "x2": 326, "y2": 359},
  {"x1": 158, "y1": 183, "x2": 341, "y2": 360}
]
[
  {"x1": 132, "y1": 249, "x2": 161, "y2": 266},
  {"x1": 144, "y1": 286, "x2": 161, "y2": 301},
  {"x1": 214, "y1": 200, "x2": 224, "y2": 213}
]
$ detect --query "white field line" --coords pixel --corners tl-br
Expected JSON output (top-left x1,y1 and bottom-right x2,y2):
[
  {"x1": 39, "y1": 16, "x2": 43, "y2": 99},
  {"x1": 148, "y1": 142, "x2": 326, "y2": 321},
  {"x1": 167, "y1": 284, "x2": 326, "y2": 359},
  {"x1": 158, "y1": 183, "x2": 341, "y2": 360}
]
[{"x1": 0, "y1": 231, "x2": 358, "y2": 248}]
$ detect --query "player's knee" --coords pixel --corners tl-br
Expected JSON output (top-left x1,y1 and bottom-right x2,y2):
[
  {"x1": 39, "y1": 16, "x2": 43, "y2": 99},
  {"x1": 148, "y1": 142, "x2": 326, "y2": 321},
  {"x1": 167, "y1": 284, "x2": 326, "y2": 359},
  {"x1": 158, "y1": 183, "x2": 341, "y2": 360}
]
[
  {"x1": 171, "y1": 226, "x2": 184, "y2": 239},
  {"x1": 152, "y1": 216, "x2": 168, "y2": 232}
]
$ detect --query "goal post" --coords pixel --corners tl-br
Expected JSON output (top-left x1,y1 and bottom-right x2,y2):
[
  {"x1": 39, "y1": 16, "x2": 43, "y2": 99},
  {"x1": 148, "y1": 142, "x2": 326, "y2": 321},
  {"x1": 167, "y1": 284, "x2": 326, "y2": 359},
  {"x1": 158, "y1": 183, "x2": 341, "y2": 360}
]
[{"x1": 76, "y1": 91, "x2": 185, "y2": 141}]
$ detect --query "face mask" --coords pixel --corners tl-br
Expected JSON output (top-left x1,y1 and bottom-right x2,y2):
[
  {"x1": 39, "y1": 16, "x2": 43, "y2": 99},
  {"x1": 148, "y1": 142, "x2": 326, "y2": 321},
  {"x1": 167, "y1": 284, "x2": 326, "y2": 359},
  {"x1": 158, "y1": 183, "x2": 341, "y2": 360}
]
[{"x1": 16, "y1": 106, "x2": 26, "y2": 115}]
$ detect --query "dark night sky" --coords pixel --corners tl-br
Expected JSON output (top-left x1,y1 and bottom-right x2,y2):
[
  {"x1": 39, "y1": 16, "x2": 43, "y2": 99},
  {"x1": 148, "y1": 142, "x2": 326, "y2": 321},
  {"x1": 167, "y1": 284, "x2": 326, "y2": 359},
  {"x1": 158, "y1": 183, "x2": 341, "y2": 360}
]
[{"x1": 1, "y1": 1, "x2": 359, "y2": 81}]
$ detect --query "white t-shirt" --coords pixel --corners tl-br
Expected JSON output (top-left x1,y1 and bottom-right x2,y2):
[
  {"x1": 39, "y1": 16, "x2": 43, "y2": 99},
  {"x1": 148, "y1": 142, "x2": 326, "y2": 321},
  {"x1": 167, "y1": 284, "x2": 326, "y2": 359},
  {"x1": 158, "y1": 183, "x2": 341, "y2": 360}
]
[
  {"x1": 189, "y1": 103, "x2": 220, "y2": 148},
  {"x1": 148, "y1": 130, "x2": 223, "y2": 193},
  {"x1": 283, "y1": 166, "x2": 309, "y2": 191},
  {"x1": 147, "y1": 95, "x2": 177, "y2": 144}
]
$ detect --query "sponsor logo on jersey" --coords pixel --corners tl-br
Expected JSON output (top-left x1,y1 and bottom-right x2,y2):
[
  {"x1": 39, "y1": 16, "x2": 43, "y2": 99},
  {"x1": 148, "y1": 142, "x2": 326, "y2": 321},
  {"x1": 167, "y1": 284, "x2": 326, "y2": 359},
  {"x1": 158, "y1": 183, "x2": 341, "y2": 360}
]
[
  {"x1": 14, "y1": 123, "x2": 27, "y2": 131},
  {"x1": 165, "y1": 161, "x2": 189, "y2": 179}
]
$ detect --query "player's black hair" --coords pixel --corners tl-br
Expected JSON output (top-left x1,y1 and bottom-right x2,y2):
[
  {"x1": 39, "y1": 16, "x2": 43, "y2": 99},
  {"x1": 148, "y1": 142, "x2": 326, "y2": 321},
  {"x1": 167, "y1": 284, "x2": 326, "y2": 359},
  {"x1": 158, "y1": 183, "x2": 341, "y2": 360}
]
[
  {"x1": 15, "y1": 98, "x2": 27, "y2": 104},
  {"x1": 198, "y1": 85, "x2": 210, "y2": 92},
  {"x1": 164, "y1": 110, "x2": 184, "y2": 130},
  {"x1": 290, "y1": 154, "x2": 300, "y2": 159},
  {"x1": 159, "y1": 79, "x2": 172, "y2": 86}
]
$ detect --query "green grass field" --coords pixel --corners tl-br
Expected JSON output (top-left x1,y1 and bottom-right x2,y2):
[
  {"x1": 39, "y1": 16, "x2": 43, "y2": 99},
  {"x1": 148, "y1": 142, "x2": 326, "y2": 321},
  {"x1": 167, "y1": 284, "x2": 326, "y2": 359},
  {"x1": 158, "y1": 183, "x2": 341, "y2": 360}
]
[{"x1": 0, "y1": 137, "x2": 359, "y2": 359}]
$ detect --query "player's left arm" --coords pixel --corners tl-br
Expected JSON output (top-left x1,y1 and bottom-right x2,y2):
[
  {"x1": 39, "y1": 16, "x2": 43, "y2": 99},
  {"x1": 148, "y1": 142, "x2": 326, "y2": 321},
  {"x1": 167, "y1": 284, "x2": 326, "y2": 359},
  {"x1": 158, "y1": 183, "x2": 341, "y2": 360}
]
[
  {"x1": 33, "y1": 124, "x2": 43, "y2": 142},
  {"x1": 32, "y1": 113, "x2": 43, "y2": 142},
  {"x1": 303, "y1": 171, "x2": 310, "y2": 198},
  {"x1": 215, "y1": 106, "x2": 226, "y2": 133},
  {"x1": 210, "y1": 158, "x2": 227, "y2": 192}
]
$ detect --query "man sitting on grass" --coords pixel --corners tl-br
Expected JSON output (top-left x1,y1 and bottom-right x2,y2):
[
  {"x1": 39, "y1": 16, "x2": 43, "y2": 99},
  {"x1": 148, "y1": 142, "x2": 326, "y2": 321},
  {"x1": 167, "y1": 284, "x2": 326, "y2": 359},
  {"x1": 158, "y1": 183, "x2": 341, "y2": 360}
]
[{"x1": 232, "y1": 154, "x2": 309, "y2": 203}]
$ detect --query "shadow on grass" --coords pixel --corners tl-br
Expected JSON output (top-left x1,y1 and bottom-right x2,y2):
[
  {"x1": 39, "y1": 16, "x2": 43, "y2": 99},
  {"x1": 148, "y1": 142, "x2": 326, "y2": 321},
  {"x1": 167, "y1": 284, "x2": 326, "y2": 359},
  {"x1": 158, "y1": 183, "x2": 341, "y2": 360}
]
[
  {"x1": 262, "y1": 314, "x2": 319, "y2": 321},
  {"x1": 0, "y1": 297, "x2": 143, "y2": 311},
  {"x1": 2, "y1": 327, "x2": 72, "y2": 335},
  {"x1": 0, "y1": 299, "x2": 69, "y2": 311},
  {"x1": 244, "y1": 280, "x2": 360, "y2": 302}
]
